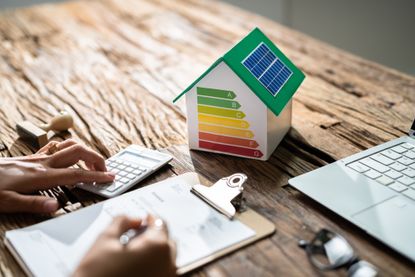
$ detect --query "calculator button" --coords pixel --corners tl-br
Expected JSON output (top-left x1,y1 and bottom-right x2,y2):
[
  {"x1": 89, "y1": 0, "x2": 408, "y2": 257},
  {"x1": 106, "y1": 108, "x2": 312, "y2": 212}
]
[
  {"x1": 364, "y1": 170, "x2": 382, "y2": 179},
  {"x1": 106, "y1": 182, "x2": 123, "y2": 192},
  {"x1": 110, "y1": 159, "x2": 120, "y2": 165},
  {"x1": 390, "y1": 162, "x2": 406, "y2": 171},
  {"x1": 120, "y1": 177, "x2": 130, "y2": 184},
  {"x1": 112, "y1": 165, "x2": 124, "y2": 171},
  {"x1": 404, "y1": 151, "x2": 415, "y2": 159},
  {"x1": 126, "y1": 173, "x2": 136, "y2": 179},
  {"x1": 388, "y1": 182, "x2": 408, "y2": 192},
  {"x1": 402, "y1": 168, "x2": 415, "y2": 178},
  {"x1": 130, "y1": 164, "x2": 140, "y2": 169},
  {"x1": 360, "y1": 158, "x2": 389, "y2": 173},
  {"x1": 402, "y1": 143, "x2": 415, "y2": 149},
  {"x1": 348, "y1": 162, "x2": 369, "y2": 173},
  {"x1": 392, "y1": 145, "x2": 408, "y2": 154},
  {"x1": 118, "y1": 171, "x2": 128, "y2": 177},
  {"x1": 381, "y1": 150, "x2": 400, "y2": 160},
  {"x1": 371, "y1": 153, "x2": 394, "y2": 165},
  {"x1": 118, "y1": 165, "x2": 127, "y2": 170},
  {"x1": 98, "y1": 182, "x2": 112, "y2": 189},
  {"x1": 376, "y1": 175, "x2": 394, "y2": 186},
  {"x1": 124, "y1": 167, "x2": 134, "y2": 173},
  {"x1": 397, "y1": 157, "x2": 414, "y2": 166},
  {"x1": 397, "y1": 176, "x2": 415, "y2": 186},
  {"x1": 384, "y1": 169, "x2": 403, "y2": 179},
  {"x1": 111, "y1": 168, "x2": 121, "y2": 174},
  {"x1": 133, "y1": 169, "x2": 144, "y2": 175}
]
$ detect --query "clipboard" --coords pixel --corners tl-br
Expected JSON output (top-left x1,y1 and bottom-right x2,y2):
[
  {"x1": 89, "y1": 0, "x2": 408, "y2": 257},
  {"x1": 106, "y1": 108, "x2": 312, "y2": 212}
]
[
  {"x1": 178, "y1": 208, "x2": 275, "y2": 274},
  {"x1": 4, "y1": 172, "x2": 275, "y2": 276},
  {"x1": 179, "y1": 172, "x2": 275, "y2": 275}
]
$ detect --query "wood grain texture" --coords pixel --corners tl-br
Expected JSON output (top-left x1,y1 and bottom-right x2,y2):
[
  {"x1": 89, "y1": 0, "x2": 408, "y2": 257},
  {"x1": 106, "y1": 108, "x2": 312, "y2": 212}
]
[{"x1": 0, "y1": 0, "x2": 414, "y2": 276}]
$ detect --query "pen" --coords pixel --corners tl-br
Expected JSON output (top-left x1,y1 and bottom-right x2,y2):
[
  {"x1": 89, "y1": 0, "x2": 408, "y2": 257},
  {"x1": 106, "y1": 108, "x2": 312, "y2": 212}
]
[{"x1": 119, "y1": 224, "x2": 148, "y2": 246}]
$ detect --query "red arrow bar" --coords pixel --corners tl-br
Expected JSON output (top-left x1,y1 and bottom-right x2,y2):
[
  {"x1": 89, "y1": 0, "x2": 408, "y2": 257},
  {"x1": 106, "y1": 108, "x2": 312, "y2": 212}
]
[
  {"x1": 199, "y1": 140, "x2": 264, "y2": 158},
  {"x1": 199, "y1": 132, "x2": 259, "y2": 148}
]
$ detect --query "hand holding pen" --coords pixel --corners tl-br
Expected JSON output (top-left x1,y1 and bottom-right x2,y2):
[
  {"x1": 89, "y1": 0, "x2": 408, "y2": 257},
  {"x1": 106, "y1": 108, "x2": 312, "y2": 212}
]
[
  {"x1": 120, "y1": 216, "x2": 165, "y2": 245},
  {"x1": 74, "y1": 214, "x2": 177, "y2": 277}
]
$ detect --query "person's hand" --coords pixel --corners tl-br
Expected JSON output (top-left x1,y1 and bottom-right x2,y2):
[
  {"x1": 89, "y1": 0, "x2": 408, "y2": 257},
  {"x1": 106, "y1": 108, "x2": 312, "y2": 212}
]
[
  {"x1": 0, "y1": 139, "x2": 115, "y2": 213},
  {"x1": 74, "y1": 215, "x2": 177, "y2": 277}
]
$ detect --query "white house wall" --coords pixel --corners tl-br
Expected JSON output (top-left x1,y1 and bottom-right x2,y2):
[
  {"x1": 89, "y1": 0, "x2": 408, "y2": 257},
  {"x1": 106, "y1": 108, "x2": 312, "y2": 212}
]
[
  {"x1": 185, "y1": 61, "x2": 268, "y2": 160},
  {"x1": 266, "y1": 100, "x2": 292, "y2": 159}
]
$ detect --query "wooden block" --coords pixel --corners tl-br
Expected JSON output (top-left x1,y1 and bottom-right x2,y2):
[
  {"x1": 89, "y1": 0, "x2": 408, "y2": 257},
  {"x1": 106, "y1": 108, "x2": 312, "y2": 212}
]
[{"x1": 16, "y1": 121, "x2": 48, "y2": 148}]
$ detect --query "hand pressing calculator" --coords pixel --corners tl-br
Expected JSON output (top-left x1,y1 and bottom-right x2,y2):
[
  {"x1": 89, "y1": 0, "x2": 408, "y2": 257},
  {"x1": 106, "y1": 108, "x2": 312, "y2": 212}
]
[{"x1": 76, "y1": 145, "x2": 173, "y2": 198}]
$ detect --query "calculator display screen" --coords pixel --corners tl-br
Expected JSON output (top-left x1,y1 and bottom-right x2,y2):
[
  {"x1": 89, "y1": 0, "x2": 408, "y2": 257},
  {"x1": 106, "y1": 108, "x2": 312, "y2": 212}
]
[{"x1": 119, "y1": 151, "x2": 160, "y2": 167}]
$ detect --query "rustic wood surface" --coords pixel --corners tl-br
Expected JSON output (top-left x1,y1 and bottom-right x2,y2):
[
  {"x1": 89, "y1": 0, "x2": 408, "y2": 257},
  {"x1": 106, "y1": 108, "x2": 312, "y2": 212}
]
[{"x1": 0, "y1": 0, "x2": 415, "y2": 276}]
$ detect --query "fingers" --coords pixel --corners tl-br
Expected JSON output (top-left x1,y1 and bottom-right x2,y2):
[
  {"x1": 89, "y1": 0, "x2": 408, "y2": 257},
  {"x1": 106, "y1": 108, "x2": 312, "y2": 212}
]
[
  {"x1": 168, "y1": 239, "x2": 177, "y2": 262},
  {"x1": 129, "y1": 215, "x2": 170, "y2": 248},
  {"x1": 35, "y1": 139, "x2": 107, "y2": 172},
  {"x1": 13, "y1": 166, "x2": 115, "y2": 192},
  {"x1": 37, "y1": 141, "x2": 59, "y2": 155},
  {"x1": 85, "y1": 161, "x2": 97, "y2": 171},
  {"x1": 30, "y1": 168, "x2": 115, "y2": 190},
  {"x1": 146, "y1": 214, "x2": 169, "y2": 238},
  {"x1": 128, "y1": 215, "x2": 177, "y2": 274},
  {"x1": 46, "y1": 144, "x2": 107, "y2": 171},
  {"x1": 145, "y1": 215, "x2": 176, "y2": 261},
  {"x1": 0, "y1": 191, "x2": 59, "y2": 214},
  {"x1": 55, "y1": 139, "x2": 78, "y2": 150},
  {"x1": 36, "y1": 139, "x2": 77, "y2": 155},
  {"x1": 106, "y1": 216, "x2": 142, "y2": 237}
]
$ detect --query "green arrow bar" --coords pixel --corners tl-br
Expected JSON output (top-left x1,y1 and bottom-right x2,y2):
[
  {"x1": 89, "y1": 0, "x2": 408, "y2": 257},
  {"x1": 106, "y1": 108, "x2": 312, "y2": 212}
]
[
  {"x1": 197, "y1": 96, "x2": 241, "y2": 109},
  {"x1": 198, "y1": 105, "x2": 246, "y2": 119},
  {"x1": 197, "y1": 87, "x2": 236, "y2": 99}
]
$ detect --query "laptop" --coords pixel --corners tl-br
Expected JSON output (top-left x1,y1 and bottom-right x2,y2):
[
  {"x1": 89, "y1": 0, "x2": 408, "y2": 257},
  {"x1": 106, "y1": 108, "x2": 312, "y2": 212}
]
[{"x1": 289, "y1": 117, "x2": 415, "y2": 262}]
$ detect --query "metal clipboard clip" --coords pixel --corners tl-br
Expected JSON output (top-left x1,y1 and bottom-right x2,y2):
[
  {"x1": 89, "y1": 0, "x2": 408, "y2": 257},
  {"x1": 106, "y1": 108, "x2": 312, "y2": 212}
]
[{"x1": 191, "y1": 173, "x2": 247, "y2": 219}]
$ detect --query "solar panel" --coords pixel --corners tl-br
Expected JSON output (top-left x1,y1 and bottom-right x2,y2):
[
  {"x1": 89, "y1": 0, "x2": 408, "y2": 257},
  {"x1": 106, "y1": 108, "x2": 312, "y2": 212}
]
[{"x1": 242, "y1": 42, "x2": 292, "y2": 97}]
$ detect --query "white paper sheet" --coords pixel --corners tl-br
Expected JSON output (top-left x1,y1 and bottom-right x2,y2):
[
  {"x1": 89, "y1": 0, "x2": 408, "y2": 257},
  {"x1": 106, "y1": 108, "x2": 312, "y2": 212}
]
[{"x1": 5, "y1": 173, "x2": 255, "y2": 276}]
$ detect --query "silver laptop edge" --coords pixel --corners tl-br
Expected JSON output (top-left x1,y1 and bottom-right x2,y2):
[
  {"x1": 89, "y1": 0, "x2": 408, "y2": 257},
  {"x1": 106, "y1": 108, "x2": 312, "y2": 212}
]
[{"x1": 289, "y1": 118, "x2": 415, "y2": 263}]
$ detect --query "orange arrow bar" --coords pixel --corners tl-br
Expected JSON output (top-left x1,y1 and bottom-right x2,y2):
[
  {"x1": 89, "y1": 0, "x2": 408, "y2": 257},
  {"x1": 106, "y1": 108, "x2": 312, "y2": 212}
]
[{"x1": 198, "y1": 124, "x2": 254, "y2": 138}]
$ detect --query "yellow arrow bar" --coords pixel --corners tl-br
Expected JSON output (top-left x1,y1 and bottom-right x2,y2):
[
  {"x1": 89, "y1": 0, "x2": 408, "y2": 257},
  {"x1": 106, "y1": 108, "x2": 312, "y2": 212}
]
[
  {"x1": 198, "y1": 123, "x2": 254, "y2": 138},
  {"x1": 198, "y1": 114, "x2": 250, "y2": 129},
  {"x1": 198, "y1": 105, "x2": 246, "y2": 119}
]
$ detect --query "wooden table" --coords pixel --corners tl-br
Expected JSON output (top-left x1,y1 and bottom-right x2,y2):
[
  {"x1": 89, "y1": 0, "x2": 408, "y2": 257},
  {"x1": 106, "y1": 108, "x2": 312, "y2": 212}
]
[{"x1": 1, "y1": 0, "x2": 414, "y2": 276}]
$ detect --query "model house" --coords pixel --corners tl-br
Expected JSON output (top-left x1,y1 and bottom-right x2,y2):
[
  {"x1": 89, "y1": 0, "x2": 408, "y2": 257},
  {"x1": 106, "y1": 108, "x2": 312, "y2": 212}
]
[{"x1": 173, "y1": 28, "x2": 305, "y2": 160}]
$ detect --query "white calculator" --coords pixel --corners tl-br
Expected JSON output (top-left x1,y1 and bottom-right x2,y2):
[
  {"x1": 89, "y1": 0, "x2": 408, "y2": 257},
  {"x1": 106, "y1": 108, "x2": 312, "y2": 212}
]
[{"x1": 76, "y1": 145, "x2": 173, "y2": 198}]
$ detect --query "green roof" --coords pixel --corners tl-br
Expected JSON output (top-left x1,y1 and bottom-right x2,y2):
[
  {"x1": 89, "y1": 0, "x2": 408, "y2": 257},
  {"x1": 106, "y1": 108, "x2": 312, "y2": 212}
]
[
  {"x1": 173, "y1": 58, "x2": 223, "y2": 103},
  {"x1": 173, "y1": 27, "x2": 305, "y2": 116}
]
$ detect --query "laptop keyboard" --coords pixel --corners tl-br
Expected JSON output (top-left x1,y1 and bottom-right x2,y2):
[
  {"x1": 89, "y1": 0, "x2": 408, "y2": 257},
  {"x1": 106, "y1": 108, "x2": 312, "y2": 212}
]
[{"x1": 347, "y1": 142, "x2": 415, "y2": 201}]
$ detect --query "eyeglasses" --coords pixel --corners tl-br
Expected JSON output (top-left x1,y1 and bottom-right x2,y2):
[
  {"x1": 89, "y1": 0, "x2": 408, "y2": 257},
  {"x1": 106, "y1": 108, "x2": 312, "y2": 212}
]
[{"x1": 298, "y1": 229, "x2": 378, "y2": 277}]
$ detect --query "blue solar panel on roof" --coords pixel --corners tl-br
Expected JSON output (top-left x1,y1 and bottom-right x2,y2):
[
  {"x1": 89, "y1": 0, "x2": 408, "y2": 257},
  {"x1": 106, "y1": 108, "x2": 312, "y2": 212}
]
[{"x1": 242, "y1": 42, "x2": 292, "y2": 97}]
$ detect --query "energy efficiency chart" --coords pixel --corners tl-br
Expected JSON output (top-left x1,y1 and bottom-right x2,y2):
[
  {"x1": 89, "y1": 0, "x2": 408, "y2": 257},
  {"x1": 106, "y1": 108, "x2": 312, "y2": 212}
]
[
  {"x1": 173, "y1": 28, "x2": 305, "y2": 160},
  {"x1": 197, "y1": 87, "x2": 263, "y2": 158}
]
